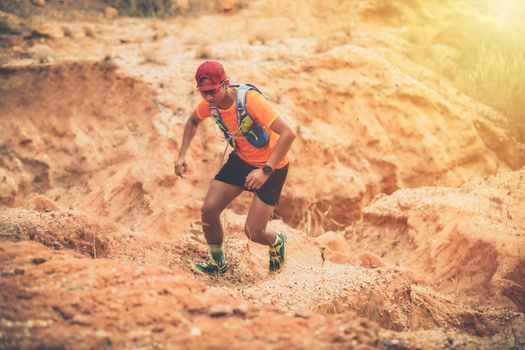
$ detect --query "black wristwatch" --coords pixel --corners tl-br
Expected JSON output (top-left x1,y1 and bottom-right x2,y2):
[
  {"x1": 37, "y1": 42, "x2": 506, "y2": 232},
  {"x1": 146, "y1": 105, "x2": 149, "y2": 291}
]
[{"x1": 262, "y1": 165, "x2": 275, "y2": 175}]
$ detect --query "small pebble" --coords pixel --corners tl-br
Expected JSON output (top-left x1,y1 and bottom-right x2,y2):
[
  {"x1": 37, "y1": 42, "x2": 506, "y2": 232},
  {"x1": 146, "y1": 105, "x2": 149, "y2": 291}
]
[
  {"x1": 190, "y1": 327, "x2": 202, "y2": 336},
  {"x1": 32, "y1": 257, "x2": 46, "y2": 265}
]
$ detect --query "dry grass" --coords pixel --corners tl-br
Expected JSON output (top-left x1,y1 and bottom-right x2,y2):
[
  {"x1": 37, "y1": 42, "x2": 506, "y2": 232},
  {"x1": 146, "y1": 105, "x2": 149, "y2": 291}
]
[
  {"x1": 401, "y1": 0, "x2": 525, "y2": 143},
  {"x1": 400, "y1": 1, "x2": 525, "y2": 141},
  {"x1": 457, "y1": 40, "x2": 525, "y2": 124},
  {"x1": 278, "y1": 195, "x2": 348, "y2": 237}
]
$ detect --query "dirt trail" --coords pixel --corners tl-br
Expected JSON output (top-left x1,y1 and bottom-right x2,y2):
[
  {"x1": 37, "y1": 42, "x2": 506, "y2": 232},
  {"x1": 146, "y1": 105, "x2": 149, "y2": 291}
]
[{"x1": 1, "y1": 0, "x2": 525, "y2": 349}]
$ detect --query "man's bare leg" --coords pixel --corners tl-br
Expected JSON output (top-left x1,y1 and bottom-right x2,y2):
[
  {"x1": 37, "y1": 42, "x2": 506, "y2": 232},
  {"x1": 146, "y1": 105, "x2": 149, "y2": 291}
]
[
  {"x1": 193, "y1": 180, "x2": 243, "y2": 275},
  {"x1": 201, "y1": 180, "x2": 243, "y2": 244},
  {"x1": 244, "y1": 195, "x2": 276, "y2": 245},
  {"x1": 244, "y1": 195, "x2": 286, "y2": 273}
]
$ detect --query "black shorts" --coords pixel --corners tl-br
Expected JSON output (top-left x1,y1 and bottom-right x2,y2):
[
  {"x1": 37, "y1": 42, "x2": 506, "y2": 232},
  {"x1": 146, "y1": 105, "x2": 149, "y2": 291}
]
[{"x1": 214, "y1": 152, "x2": 289, "y2": 206}]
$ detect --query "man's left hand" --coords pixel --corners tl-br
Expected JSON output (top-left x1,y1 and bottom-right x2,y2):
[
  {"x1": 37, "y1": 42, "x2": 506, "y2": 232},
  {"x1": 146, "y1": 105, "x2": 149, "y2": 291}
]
[{"x1": 245, "y1": 168, "x2": 270, "y2": 190}]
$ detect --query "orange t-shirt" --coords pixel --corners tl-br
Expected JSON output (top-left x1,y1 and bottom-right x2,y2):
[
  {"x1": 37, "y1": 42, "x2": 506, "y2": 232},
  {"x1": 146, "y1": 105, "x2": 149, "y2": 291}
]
[{"x1": 195, "y1": 89, "x2": 288, "y2": 169}]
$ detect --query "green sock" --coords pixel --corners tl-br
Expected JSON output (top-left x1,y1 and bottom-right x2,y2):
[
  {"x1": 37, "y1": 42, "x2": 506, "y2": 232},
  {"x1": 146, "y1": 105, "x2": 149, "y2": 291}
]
[
  {"x1": 209, "y1": 243, "x2": 225, "y2": 266},
  {"x1": 271, "y1": 233, "x2": 282, "y2": 247}
]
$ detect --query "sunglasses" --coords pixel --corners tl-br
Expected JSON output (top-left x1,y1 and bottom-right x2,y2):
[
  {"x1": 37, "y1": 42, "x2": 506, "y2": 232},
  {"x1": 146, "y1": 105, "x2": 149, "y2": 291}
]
[{"x1": 197, "y1": 79, "x2": 226, "y2": 96}]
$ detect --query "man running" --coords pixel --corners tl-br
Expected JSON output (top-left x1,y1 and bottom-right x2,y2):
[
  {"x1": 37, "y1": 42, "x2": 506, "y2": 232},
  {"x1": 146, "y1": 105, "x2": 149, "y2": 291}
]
[{"x1": 174, "y1": 60, "x2": 296, "y2": 275}]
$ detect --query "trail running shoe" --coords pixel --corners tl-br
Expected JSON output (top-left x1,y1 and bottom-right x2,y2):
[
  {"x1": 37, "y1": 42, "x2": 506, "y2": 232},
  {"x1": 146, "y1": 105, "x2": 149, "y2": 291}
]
[
  {"x1": 269, "y1": 232, "x2": 286, "y2": 273},
  {"x1": 192, "y1": 259, "x2": 227, "y2": 276}
]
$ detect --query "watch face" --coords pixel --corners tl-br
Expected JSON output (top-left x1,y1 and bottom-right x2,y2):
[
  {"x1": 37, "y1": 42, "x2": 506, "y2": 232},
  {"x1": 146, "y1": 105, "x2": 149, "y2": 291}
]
[{"x1": 263, "y1": 165, "x2": 273, "y2": 175}]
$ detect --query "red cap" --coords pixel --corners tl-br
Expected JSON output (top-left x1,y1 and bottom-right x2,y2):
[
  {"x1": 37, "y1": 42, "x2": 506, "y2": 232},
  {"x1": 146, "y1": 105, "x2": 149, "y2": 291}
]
[{"x1": 195, "y1": 61, "x2": 226, "y2": 88}]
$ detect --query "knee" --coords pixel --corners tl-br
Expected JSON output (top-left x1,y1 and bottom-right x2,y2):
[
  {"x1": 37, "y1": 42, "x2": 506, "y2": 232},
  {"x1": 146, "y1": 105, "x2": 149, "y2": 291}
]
[{"x1": 201, "y1": 202, "x2": 222, "y2": 219}]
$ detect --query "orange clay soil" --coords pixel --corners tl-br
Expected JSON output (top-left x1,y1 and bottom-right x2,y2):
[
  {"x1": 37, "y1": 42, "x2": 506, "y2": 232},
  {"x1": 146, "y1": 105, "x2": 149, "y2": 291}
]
[{"x1": 1, "y1": 1, "x2": 524, "y2": 349}]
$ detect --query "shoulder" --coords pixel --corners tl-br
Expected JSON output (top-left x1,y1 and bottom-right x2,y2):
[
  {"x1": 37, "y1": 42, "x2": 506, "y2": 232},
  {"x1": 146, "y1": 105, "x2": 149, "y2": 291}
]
[
  {"x1": 245, "y1": 87, "x2": 267, "y2": 106},
  {"x1": 243, "y1": 86, "x2": 278, "y2": 125},
  {"x1": 195, "y1": 99, "x2": 211, "y2": 120}
]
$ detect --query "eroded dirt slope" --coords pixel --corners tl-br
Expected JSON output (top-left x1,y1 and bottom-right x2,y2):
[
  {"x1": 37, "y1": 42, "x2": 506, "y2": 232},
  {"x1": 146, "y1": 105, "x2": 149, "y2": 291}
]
[{"x1": 1, "y1": 169, "x2": 524, "y2": 349}]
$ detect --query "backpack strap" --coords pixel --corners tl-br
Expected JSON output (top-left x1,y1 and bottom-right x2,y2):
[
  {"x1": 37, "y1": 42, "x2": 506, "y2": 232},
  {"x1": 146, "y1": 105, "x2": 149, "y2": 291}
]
[
  {"x1": 208, "y1": 84, "x2": 270, "y2": 149},
  {"x1": 235, "y1": 84, "x2": 263, "y2": 125},
  {"x1": 209, "y1": 105, "x2": 235, "y2": 148},
  {"x1": 234, "y1": 84, "x2": 270, "y2": 148}
]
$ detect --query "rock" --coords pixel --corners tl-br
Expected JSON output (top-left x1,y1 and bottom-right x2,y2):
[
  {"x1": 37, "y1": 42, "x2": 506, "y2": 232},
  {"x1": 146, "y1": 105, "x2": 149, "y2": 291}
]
[
  {"x1": 62, "y1": 26, "x2": 73, "y2": 38},
  {"x1": 25, "y1": 319, "x2": 50, "y2": 327},
  {"x1": 16, "y1": 291, "x2": 35, "y2": 300},
  {"x1": 32, "y1": 0, "x2": 45, "y2": 7},
  {"x1": 0, "y1": 11, "x2": 24, "y2": 35},
  {"x1": 217, "y1": 0, "x2": 239, "y2": 12},
  {"x1": 261, "y1": 297, "x2": 272, "y2": 304},
  {"x1": 171, "y1": 0, "x2": 189, "y2": 12},
  {"x1": 128, "y1": 328, "x2": 151, "y2": 339},
  {"x1": 31, "y1": 257, "x2": 46, "y2": 265},
  {"x1": 315, "y1": 232, "x2": 353, "y2": 264},
  {"x1": 190, "y1": 327, "x2": 202, "y2": 336},
  {"x1": 28, "y1": 44, "x2": 54, "y2": 64},
  {"x1": 294, "y1": 309, "x2": 313, "y2": 319},
  {"x1": 209, "y1": 304, "x2": 233, "y2": 317},
  {"x1": 52, "y1": 305, "x2": 74, "y2": 320},
  {"x1": 233, "y1": 304, "x2": 249, "y2": 317},
  {"x1": 104, "y1": 7, "x2": 118, "y2": 19},
  {"x1": 96, "y1": 329, "x2": 112, "y2": 346},
  {"x1": 84, "y1": 26, "x2": 95, "y2": 38},
  {"x1": 0, "y1": 230, "x2": 20, "y2": 240},
  {"x1": 95, "y1": 329, "x2": 109, "y2": 338},
  {"x1": 71, "y1": 314, "x2": 91, "y2": 326},
  {"x1": 358, "y1": 252, "x2": 385, "y2": 269}
]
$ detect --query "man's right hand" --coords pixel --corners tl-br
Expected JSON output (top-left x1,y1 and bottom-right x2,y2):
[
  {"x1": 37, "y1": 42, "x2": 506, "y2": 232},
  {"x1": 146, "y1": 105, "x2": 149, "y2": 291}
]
[{"x1": 174, "y1": 157, "x2": 188, "y2": 178}]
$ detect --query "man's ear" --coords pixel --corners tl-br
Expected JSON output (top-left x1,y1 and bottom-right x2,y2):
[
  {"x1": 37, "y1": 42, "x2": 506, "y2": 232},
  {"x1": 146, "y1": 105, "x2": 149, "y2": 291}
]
[{"x1": 224, "y1": 78, "x2": 230, "y2": 87}]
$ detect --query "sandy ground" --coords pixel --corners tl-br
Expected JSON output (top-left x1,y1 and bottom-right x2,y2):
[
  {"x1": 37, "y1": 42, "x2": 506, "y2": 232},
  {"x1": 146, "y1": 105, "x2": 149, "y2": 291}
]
[{"x1": 1, "y1": 1, "x2": 524, "y2": 349}]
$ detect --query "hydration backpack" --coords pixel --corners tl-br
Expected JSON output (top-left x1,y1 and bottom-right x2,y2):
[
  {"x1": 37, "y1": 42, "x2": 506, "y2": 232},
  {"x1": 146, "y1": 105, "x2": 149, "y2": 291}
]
[{"x1": 209, "y1": 84, "x2": 270, "y2": 149}]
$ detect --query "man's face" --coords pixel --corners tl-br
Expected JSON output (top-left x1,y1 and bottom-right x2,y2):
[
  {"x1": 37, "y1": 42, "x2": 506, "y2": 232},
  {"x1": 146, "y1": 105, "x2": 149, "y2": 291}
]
[{"x1": 197, "y1": 78, "x2": 227, "y2": 104}]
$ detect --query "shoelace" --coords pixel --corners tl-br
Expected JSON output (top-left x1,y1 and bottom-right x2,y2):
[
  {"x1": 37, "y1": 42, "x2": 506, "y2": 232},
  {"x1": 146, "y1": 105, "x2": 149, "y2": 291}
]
[
  {"x1": 199, "y1": 259, "x2": 223, "y2": 269},
  {"x1": 205, "y1": 259, "x2": 218, "y2": 266},
  {"x1": 269, "y1": 246, "x2": 280, "y2": 254},
  {"x1": 269, "y1": 246, "x2": 282, "y2": 260},
  {"x1": 269, "y1": 256, "x2": 281, "y2": 263}
]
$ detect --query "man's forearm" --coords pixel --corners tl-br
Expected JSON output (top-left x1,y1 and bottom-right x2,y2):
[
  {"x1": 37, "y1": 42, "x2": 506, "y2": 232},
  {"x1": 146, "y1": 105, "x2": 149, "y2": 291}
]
[
  {"x1": 178, "y1": 116, "x2": 199, "y2": 158},
  {"x1": 266, "y1": 131, "x2": 296, "y2": 169}
]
